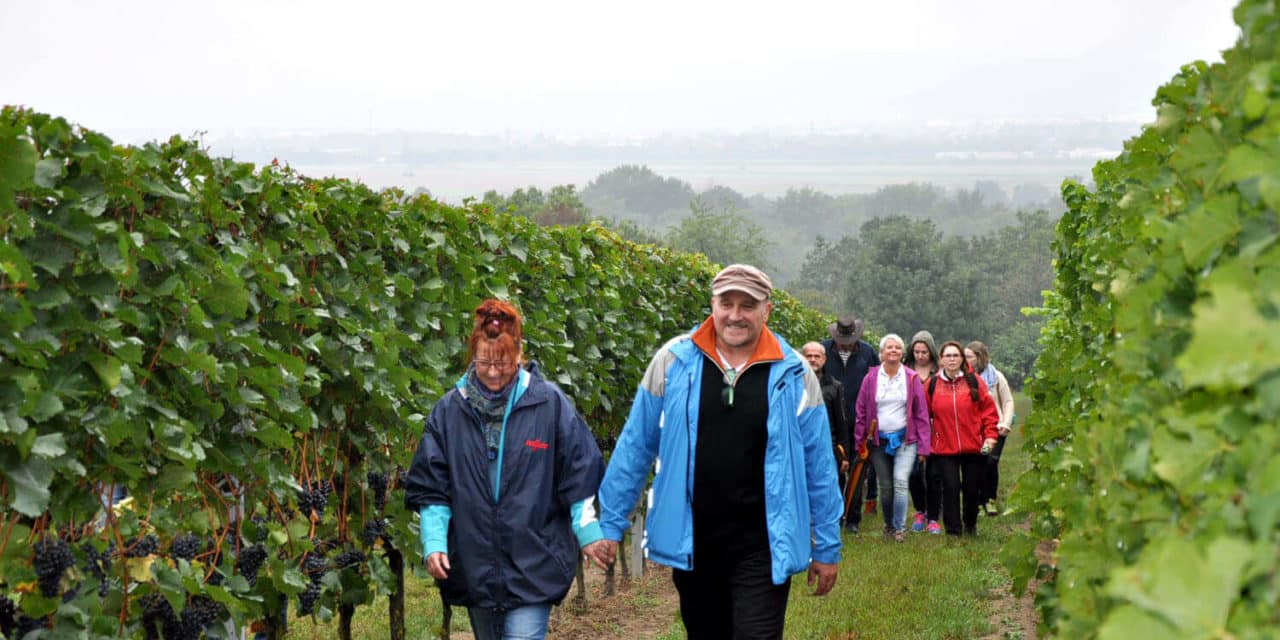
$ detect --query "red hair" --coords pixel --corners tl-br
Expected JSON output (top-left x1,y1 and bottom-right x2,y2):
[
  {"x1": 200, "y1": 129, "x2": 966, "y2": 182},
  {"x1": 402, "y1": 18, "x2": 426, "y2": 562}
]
[{"x1": 469, "y1": 299, "x2": 522, "y2": 365}]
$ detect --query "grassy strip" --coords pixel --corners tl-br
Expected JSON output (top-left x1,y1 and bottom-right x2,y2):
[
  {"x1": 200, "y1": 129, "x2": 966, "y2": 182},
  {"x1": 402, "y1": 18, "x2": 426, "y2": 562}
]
[{"x1": 778, "y1": 392, "x2": 1034, "y2": 640}]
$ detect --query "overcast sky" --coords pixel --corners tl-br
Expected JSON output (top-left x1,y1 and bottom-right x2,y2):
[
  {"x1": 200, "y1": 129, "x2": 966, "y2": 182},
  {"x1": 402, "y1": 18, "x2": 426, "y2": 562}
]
[{"x1": 3, "y1": 0, "x2": 1241, "y2": 136}]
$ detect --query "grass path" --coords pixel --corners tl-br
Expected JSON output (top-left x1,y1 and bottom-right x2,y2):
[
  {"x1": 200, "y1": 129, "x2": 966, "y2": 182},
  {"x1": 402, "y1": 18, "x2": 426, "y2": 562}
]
[{"x1": 289, "y1": 394, "x2": 1037, "y2": 639}]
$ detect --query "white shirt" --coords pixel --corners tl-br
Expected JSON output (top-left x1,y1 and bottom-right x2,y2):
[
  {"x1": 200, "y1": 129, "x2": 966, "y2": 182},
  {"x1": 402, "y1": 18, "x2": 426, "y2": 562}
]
[{"x1": 875, "y1": 366, "x2": 908, "y2": 434}]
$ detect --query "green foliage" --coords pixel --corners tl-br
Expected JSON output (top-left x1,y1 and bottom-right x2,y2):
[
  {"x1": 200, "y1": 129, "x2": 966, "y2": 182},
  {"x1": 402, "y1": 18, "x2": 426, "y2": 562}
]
[
  {"x1": 1006, "y1": 2, "x2": 1280, "y2": 636},
  {"x1": 480, "y1": 184, "x2": 592, "y2": 227},
  {"x1": 594, "y1": 216, "x2": 663, "y2": 245},
  {"x1": 793, "y1": 212, "x2": 1055, "y2": 387},
  {"x1": 0, "y1": 108, "x2": 826, "y2": 636},
  {"x1": 581, "y1": 165, "x2": 696, "y2": 217},
  {"x1": 664, "y1": 197, "x2": 774, "y2": 270}
]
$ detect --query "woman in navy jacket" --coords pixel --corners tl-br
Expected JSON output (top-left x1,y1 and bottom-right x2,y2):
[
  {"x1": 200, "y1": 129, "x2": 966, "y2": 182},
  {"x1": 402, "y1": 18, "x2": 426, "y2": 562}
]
[{"x1": 404, "y1": 300, "x2": 612, "y2": 639}]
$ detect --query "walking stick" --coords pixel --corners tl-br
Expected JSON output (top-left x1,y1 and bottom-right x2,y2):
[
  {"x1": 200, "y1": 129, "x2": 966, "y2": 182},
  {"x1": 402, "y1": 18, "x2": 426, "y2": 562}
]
[
  {"x1": 843, "y1": 455, "x2": 865, "y2": 517},
  {"x1": 843, "y1": 419, "x2": 877, "y2": 517}
]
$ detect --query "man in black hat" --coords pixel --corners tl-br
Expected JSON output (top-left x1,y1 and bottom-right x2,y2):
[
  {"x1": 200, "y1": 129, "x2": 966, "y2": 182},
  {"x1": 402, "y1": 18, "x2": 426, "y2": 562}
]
[{"x1": 821, "y1": 315, "x2": 879, "y2": 533}]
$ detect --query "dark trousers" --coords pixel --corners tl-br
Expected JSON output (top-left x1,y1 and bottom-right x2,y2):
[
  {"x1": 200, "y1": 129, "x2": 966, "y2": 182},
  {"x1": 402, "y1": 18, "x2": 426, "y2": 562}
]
[
  {"x1": 672, "y1": 544, "x2": 791, "y2": 640},
  {"x1": 979, "y1": 434, "x2": 1008, "y2": 505},
  {"x1": 919, "y1": 456, "x2": 943, "y2": 522},
  {"x1": 908, "y1": 457, "x2": 927, "y2": 515},
  {"x1": 933, "y1": 454, "x2": 985, "y2": 535}
]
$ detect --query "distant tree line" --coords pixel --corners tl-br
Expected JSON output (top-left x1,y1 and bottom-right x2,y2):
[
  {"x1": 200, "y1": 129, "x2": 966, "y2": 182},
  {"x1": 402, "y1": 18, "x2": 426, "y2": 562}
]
[{"x1": 480, "y1": 166, "x2": 1060, "y2": 387}]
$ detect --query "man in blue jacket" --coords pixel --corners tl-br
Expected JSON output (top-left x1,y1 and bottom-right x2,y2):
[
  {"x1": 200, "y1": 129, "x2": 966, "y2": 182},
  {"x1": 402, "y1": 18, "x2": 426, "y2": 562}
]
[{"x1": 597, "y1": 264, "x2": 842, "y2": 639}]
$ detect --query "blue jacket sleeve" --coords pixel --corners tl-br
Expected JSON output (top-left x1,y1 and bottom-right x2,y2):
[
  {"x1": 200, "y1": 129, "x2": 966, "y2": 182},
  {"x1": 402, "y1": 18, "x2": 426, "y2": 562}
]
[
  {"x1": 598, "y1": 356, "x2": 667, "y2": 541},
  {"x1": 800, "y1": 372, "x2": 844, "y2": 565}
]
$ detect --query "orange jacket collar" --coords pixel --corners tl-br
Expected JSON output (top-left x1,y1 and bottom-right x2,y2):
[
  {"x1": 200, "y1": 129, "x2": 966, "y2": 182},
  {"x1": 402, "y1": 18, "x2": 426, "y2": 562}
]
[{"x1": 691, "y1": 315, "x2": 784, "y2": 367}]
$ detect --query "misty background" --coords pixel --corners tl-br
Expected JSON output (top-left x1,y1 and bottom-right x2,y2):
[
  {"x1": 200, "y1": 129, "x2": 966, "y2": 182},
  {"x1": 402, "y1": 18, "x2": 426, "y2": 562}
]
[{"x1": 3, "y1": 0, "x2": 1242, "y2": 385}]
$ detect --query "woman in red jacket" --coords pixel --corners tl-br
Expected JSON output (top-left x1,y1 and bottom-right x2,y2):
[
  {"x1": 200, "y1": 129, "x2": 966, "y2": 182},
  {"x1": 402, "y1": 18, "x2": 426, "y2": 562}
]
[{"x1": 926, "y1": 341, "x2": 999, "y2": 536}]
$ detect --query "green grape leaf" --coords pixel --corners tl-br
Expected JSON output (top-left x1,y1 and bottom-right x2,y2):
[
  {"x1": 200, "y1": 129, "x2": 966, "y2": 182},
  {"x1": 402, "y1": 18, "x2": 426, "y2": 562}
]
[
  {"x1": 1107, "y1": 536, "x2": 1249, "y2": 636},
  {"x1": 30, "y1": 433, "x2": 67, "y2": 458},
  {"x1": 1177, "y1": 278, "x2": 1280, "y2": 389},
  {"x1": 33, "y1": 157, "x2": 65, "y2": 188},
  {"x1": 2, "y1": 455, "x2": 54, "y2": 516},
  {"x1": 0, "y1": 123, "x2": 38, "y2": 212},
  {"x1": 1098, "y1": 605, "x2": 1178, "y2": 640}
]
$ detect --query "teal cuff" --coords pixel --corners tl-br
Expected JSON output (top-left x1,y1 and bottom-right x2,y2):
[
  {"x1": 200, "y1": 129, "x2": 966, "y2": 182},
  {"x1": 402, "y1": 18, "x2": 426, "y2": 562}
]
[
  {"x1": 570, "y1": 498, "x2": 604, "y2": 548},
  {"x1": 419, "y1": 505, "x2": 452, "y2": 556}
]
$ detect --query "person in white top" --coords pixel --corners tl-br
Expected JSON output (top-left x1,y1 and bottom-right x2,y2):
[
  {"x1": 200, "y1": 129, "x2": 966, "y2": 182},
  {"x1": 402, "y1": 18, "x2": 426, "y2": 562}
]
[
  {"x1": 965, "y1": 341, "x2": 1016, "y2": 516},
  {"x1": 852, "y1": 334, "x2": 932, "y2": 541}
]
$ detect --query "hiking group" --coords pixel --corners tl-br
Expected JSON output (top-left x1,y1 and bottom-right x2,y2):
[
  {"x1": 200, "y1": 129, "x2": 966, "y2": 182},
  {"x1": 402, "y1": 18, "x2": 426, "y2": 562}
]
[{"x1": 404, "y1": 263, "x2": 1017, "y2": 640}]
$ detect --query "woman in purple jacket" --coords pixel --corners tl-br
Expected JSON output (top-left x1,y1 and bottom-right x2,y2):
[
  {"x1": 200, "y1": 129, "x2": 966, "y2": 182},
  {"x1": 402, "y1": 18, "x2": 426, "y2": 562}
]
[{"x1": 853, "y1": 334, "x2": 932, "y2": 542}]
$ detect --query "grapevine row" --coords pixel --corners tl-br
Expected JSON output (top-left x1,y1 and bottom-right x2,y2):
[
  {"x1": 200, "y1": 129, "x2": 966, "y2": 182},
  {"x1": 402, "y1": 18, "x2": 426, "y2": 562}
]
[
  {"x1": 1005, "y1": 1, "x2": 1280, "y2": 637},
  {"x1": 0, "y1": 107, "x2": 826, "y2": 637}
]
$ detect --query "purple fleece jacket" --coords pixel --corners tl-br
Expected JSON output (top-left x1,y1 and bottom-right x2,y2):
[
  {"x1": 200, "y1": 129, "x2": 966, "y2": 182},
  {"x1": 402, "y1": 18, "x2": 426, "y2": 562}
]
[{"x1": 853, "y1": 365, "x2": 932, "y2": 456}]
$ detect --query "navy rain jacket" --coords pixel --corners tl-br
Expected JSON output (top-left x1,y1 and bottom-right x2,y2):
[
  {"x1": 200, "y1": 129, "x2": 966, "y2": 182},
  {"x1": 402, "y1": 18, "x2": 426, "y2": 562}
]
[{"x1": 404, "y1": 362, "x2": 604, "y2": 609}]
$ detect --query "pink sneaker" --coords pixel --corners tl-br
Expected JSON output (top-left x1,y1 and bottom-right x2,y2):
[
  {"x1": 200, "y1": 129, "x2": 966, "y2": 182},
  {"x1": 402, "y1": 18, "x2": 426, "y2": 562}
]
[
  {"x1": 926, "y1": 520, "x2": 942, "y2": 535},
  {"x1": 911, "y1": 512, "x2": 926, "y2": 532}
]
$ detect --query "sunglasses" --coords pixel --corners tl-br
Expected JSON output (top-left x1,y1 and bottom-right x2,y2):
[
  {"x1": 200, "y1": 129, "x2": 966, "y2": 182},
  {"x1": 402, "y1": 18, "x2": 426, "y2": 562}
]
[{"x1": 721, "y1": 368, "x2": 738, "y2": 407}]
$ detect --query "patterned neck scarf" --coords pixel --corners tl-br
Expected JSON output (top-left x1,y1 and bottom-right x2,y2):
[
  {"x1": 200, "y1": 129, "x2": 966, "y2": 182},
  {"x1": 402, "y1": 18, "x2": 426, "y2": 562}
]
[
  {"x1": 978, "y1": 364, "x2": 1000, "y2": 392},
  {"x1": 465, "y1": 368, "x2": 516, "y2": 454}
]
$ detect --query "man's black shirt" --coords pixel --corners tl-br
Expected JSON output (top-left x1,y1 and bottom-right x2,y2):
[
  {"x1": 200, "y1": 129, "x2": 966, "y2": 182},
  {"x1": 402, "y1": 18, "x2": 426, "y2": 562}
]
[{"x1": 692, "y1": 354, "x2": 770, "y2": 553}]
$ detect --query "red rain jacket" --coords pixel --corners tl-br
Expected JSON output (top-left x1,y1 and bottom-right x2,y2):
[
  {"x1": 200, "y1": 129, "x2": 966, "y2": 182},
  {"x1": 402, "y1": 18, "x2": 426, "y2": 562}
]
[{"x1": 927, "y1": 372, "x2": 999, "y2": 455}]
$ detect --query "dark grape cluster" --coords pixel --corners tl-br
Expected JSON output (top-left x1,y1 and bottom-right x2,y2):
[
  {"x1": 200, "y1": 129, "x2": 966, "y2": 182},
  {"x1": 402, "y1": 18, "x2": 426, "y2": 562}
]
[
  {"x1": 236, "y1": 544, "x2": 268, "y2": 586},
  {"x1": 297, "y1": 582, "x2": 322, "y2": 617},
  {"x1": 367, "y1": 471, "x2": 387, "y2": 512},
  {"x1": 296, "y1": 480, "x2": 333, "y2": 518},
  {"x1": 33, "y1": 537, "x2": 75, "y2": 598},
  {"x1": 80, "y1": 540, "x2": 116, "y2": 596},
  {"x1": 359, "y1": 518, "x2": 387, "y2": 547},
  {"x1": 16, "y1": 614, "x2": 47, "y2": 638},
  {"x1": 140, "y1": 593, "x2": 177, "y2": 640},
  {"x1": 125, "y1": 534, "x2": 159, "y2": 558},
  {"x1": 140, "y1": 593, "x2": 225, "y2": 640},
  {"x1": 170, "y1": 533, "x2": 203, "y2": 562},
  {"x1": 1, "y1": 595, "x2": 17, "y2": 637},
  {"x1": 302, "y1": 554, "x2": 329, "y2": 580},
  {"x1": 179, "y1": 596, "x2": 224, "y2": 637},
  {"x1": 334, "y1": 549, "x2": 365, "y2": 570},
  {"x1": 296, "y1": 552, "x2": 329, "y2": 617}
]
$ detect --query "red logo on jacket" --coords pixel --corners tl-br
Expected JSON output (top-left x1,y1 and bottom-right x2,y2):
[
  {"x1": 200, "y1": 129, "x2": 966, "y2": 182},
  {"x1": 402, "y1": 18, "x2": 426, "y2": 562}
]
[{"x1": 525, "y1": 439, "x2": 549, "y2": 451}]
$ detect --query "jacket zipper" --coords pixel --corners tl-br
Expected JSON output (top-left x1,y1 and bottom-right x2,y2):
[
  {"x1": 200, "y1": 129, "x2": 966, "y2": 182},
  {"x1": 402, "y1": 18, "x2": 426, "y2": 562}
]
[{"x1": 951, "y1": 378, "x2": 961, "y2": 453}]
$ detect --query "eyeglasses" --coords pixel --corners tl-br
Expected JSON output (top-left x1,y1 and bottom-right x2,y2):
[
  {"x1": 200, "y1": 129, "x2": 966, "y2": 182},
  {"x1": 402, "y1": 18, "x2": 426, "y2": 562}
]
[
  {"x1": 474, "y1": 359, "x2": 515, "y2": 372},
  {"x1": 721, "y1": 368, "x2": 737, "y2": 407}
]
